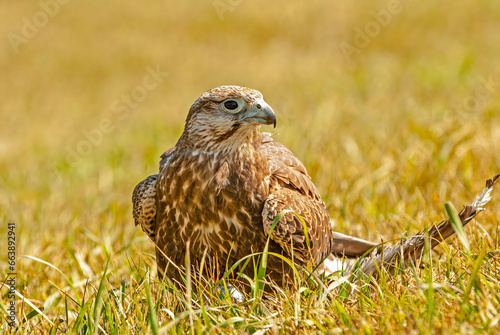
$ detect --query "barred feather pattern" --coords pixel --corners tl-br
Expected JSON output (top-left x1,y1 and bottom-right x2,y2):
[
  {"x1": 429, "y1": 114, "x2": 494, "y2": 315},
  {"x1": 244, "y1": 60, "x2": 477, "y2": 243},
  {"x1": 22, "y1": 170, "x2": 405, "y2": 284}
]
[
  {"x1": 132, "y1": 174, "x2": 158, "y2": 240},
  {"x1": 343, "y1": 174, "x2": 499, "y2": 279}
]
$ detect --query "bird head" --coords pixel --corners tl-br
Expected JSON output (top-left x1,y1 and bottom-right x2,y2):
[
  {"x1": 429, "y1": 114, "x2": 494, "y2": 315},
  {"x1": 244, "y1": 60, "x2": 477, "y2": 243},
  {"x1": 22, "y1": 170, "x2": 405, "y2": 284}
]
[{"x1": 178, "y1": 85, "x2": 276, "y2": 153}]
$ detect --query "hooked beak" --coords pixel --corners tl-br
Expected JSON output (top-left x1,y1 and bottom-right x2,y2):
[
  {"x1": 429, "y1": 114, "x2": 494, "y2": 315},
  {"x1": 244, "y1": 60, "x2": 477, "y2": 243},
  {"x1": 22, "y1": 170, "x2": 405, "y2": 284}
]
[{"x1": 239, "y1": 101, "x2": 276, "y2": 128}]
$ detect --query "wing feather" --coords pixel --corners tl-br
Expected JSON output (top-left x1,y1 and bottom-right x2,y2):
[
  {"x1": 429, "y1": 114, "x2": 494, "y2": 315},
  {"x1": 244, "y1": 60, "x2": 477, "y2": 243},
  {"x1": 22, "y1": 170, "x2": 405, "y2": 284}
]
[
  {"x1": 132, "y1": 174, "x2": 158, "y2": 240},
  {"x1": 261, "y1": 133, "x2": 377, "y2": 265},
  {"x1": 133, "y1": 146, "x2": 177, "y2": 240},
  {"x1": 262, "y1": 133, "x2": 321, "y2": 200}
]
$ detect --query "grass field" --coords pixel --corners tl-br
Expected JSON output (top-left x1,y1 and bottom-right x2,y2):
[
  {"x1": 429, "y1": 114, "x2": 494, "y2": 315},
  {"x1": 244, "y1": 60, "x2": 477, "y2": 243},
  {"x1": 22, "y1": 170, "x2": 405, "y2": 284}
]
[{"x1": 1, "y1": 0, "x2": 500, "y2": 333}]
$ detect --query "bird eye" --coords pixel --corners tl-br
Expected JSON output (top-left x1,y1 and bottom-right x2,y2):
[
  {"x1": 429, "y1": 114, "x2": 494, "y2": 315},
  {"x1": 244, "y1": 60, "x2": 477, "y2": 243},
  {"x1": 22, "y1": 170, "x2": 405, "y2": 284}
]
[{"x1": 224, "y1": 100, "x2": 239, "y2": 110}]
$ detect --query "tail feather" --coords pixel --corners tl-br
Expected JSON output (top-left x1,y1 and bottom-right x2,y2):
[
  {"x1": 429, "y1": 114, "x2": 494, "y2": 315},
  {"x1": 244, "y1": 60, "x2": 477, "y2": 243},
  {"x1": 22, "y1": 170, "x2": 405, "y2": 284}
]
[{"x1": 348, "y1": 174, "x2": 499, "y2": 279}]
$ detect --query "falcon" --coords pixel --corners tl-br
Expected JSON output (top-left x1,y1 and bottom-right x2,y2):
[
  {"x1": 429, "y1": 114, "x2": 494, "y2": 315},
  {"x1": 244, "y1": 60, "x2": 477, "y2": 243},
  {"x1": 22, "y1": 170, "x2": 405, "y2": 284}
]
[{"x1": 133, "y1": 85, "x2": 498, "y2": 289}]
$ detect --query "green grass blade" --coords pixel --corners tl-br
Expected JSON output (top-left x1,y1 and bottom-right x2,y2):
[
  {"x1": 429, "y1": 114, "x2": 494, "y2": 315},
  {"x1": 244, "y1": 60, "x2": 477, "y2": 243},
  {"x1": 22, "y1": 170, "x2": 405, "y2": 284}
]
[
  {"x1": 462, "y1": 242, "x2": 487, "y2": 304},
  {"x1": 70, "y1": 300, "x2": 92, "y2": 334},
  {"x1": 144, "y1": 272, "x2": 159, "y2": 335},
  {"x1": 256, "y1": 211, "x2": 287, "y2": 296},
  {"x1": 445, "y1": 201, "x2": 470, "y2": 252},
  {"x1": 92, "y1": 257, "x2": 110, "y2": 335}
]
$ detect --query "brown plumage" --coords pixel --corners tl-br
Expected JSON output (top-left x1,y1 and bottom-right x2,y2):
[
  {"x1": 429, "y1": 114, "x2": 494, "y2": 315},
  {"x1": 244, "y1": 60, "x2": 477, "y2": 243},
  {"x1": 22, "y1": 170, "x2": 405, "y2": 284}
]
[{"x1": 132, "y1": 85, "x2": 498, "y2": 289}]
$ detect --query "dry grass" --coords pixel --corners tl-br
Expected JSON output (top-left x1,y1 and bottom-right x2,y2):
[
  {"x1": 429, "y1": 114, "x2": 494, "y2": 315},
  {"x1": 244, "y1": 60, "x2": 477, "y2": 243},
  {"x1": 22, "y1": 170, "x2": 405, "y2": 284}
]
[{"x1": 1, "y1": 0, "x2": 500, "y2": 333}]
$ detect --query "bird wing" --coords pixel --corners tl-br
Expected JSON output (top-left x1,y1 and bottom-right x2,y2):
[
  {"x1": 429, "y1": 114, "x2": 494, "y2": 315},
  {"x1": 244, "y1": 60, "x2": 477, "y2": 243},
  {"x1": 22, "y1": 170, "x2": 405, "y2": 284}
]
[
  {"x1": 261, "y1": 133, "x2": 322, "y2": 201},
  {"x1": 132, "y1": 174, "x2": 158, "y2": 240},
  {"x1": 261, "y1": 133, "x2": 377, "y2": 266},
  {"x1": 132, "y1": 147, "x2": 177, "y2": 240}
]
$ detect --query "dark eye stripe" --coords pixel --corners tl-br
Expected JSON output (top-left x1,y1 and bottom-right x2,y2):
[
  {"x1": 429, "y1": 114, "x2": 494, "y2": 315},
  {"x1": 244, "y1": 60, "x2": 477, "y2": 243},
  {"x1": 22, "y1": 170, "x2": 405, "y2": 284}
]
[
  {"x1": 224, "y1": 100, "x2": 239, "y2": 110},
  {"x1": 216, "y1": 123, "x2": 242, "y2": 142}
]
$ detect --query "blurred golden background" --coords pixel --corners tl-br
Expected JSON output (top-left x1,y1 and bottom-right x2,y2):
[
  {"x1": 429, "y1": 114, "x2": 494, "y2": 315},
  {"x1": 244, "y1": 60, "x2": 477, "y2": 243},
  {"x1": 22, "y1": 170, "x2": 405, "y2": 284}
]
[{"x1": 1, "y1": 0, "x2": 500, "y2": 323}]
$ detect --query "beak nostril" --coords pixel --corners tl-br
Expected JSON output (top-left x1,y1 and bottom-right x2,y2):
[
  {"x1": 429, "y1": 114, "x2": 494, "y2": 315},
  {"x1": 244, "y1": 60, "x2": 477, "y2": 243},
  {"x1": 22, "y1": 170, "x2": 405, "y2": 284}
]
[{"x1": 256, "y1": 104, "x2": 262, "y2": 109}]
